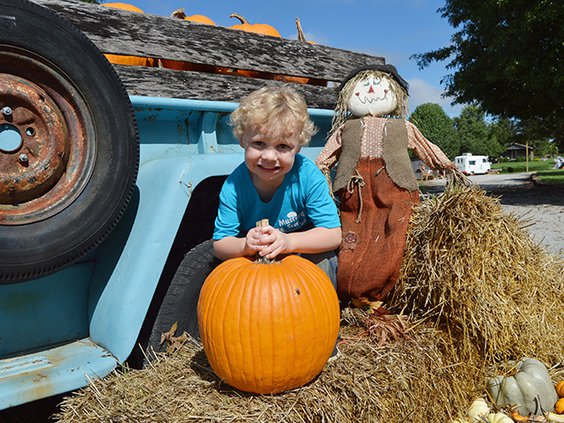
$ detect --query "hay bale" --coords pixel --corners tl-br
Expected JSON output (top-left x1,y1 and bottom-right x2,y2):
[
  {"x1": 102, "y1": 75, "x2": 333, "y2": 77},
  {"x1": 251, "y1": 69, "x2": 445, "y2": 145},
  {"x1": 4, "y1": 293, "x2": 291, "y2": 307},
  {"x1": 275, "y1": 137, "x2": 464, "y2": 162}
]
[
  {"x1": 389, "y1": 186, "x2": 564, "y2": 365},
  {"x1": 55, "y1": 321, "x2": 486, "y2": 423},
  {"x1": 54, "y1": 184, "x2": 563, "y2": 422}
]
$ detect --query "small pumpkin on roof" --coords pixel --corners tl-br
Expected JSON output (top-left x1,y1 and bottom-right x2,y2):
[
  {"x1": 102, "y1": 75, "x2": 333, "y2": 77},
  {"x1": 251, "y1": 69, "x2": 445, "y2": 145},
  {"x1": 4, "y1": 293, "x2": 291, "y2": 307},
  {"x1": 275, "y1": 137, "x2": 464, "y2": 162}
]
[
  {"x1": 160, "y1": 8, "x2": 219, "y2": 72},
  {"x1": 101, "y1": 2, "x2": 155, "y2": 67},
  {"x1": 228, "y1": 13, "x2": 281, "y2": 37},
  {"x1": 171, "y1": 7, "x2": 215, "y2": 25}
]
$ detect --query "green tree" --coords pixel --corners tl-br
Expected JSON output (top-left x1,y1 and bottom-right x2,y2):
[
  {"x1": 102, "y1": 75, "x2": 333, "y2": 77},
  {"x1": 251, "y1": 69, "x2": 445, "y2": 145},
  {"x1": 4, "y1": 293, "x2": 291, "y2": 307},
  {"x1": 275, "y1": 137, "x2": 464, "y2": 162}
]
[
  {"x1": 409, "y1": 103, "x2": 460, "y2": 159},
  {"x1": 489, "y1": 117, "x2": 519, "y2": 159},
  {"x1": 412, "y1": 0, "x2": 563, "y2": 146},
  {"x1": 455, "y1": 105, "x2": 503, "y2": 158},
  {"x1": 489, "y1": 117, "x2": 518, "y2": 150}
]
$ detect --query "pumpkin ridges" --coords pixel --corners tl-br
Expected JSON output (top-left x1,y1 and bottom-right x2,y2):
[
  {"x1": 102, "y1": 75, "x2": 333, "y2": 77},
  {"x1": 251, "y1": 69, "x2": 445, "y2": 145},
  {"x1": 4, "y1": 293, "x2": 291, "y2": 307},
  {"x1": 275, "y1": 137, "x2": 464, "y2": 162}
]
[
  {"x1": 276, "y1": 256, "x2": 336, "y2": 384},
  {"x1": 247, "y1": 262, "x2": 265, "y2": 389},
  {"x1": 211, "y1": 258, "x2": 248, "y2": 384},
  {"x1": 198, "y1": 258, "x2": 233, "y2": 378},
  {"x1": 198, "y1": 255, "x2": 339, "y2": 394},
  {"x1": 277, "y1": 262, "x2": 312, "y2": 386},
  {"x1": 300, "y1": 257, "x2": 339, "y2": 368}
]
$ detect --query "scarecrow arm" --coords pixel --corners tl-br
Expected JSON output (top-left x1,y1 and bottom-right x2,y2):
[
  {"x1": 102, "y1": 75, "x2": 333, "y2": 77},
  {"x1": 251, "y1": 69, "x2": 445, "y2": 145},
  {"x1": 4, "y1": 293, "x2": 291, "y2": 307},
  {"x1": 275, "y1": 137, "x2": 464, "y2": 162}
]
[
  {"x1": 316, "y1": 126, "x2": 343, "y2": 178},
  {"x1": 406, "y1": 121, "x2": 455, "y2": 170}
]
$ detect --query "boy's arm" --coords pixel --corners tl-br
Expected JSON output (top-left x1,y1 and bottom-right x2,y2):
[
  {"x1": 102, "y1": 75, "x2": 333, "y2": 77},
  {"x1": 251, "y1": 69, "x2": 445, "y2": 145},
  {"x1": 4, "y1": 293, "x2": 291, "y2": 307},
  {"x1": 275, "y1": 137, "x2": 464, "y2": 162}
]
[
  {"x1": 286, "y1": 227, "x2": 342, "y2": 254},
  {"x1": 257, "y1": 226, "x2": 342, "y2": 260},
  {"x1": 213, "y1": 226, "x2": 266, "y2": 261},
  {"x1": 213, "y1": 237, "x2": 250, "y2": 261}
]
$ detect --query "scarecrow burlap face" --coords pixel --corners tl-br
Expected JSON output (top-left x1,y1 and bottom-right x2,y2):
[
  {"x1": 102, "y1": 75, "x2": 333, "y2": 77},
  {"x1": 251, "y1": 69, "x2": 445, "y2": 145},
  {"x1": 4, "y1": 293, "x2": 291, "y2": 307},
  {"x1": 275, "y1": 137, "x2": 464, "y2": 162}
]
[
  {"x1": 346, "y1": 73, "x2": 398, "y2": 117},
  {"x1": 333, "y1": 68, "x2": 409, "y2": 126}
]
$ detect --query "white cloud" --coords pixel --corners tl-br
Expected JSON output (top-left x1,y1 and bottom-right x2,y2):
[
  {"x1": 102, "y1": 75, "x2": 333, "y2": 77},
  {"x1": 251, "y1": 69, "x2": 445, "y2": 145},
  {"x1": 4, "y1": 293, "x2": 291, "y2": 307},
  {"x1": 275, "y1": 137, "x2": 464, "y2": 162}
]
[{"x1": 407, "y1": 78, "x2": 463, "y2": 117}]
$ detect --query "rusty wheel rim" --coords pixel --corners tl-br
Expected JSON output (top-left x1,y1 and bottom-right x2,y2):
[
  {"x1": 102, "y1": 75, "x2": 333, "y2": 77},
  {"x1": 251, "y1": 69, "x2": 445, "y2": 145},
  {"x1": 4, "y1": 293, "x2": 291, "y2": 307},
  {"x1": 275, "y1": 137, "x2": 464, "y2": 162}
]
[{"x1": 0, "y1": 47, "x2": 96, "y2": 225}]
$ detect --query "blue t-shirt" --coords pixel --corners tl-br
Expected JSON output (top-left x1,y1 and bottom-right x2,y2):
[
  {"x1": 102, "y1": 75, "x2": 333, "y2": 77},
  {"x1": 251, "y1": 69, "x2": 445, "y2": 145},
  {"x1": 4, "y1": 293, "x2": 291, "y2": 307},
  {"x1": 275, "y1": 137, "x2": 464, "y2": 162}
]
[{"x1": 213, "y1": 154, "x2": 340, "y2": 239}]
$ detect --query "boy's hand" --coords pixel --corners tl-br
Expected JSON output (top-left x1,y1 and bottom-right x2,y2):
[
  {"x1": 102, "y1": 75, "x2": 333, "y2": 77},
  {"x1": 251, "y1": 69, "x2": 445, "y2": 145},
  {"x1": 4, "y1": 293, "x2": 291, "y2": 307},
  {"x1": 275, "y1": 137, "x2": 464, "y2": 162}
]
[
  {"x1": 245, "y1": 227, "x2": 267, "y2": 255},
  {"x1": 248, "y1": 225, "x2": 290, "y2": 259}
]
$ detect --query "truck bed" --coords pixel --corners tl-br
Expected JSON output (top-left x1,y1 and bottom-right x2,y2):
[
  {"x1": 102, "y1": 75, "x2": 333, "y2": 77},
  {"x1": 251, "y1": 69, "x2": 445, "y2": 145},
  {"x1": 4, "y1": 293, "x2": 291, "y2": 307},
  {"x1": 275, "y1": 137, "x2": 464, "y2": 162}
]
[{"x1": 35, "y1": 0, "x2": 385, "y2": 109}]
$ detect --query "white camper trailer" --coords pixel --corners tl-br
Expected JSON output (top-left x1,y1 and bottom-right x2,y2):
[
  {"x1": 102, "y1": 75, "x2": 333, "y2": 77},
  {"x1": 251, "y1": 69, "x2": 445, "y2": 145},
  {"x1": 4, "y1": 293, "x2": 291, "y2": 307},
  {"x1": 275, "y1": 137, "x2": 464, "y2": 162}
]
[{"x1": 454, "y1": 153, "x2": 491, "y2": 175}]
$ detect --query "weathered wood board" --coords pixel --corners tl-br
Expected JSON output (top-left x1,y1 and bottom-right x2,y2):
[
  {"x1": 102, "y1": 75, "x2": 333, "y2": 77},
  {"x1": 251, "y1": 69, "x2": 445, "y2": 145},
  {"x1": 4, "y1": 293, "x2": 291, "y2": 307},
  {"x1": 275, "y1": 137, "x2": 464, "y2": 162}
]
[{"x1": 31, "y1": 0, "x2": 386, "y2": 108}]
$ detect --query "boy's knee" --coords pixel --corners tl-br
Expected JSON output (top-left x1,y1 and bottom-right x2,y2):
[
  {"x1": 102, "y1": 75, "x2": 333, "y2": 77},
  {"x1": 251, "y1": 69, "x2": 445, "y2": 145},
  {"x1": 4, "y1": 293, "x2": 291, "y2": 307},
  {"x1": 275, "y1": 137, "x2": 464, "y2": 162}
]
[{"x1": 302, "y1": 251, "x2": 338, "y2": 290}]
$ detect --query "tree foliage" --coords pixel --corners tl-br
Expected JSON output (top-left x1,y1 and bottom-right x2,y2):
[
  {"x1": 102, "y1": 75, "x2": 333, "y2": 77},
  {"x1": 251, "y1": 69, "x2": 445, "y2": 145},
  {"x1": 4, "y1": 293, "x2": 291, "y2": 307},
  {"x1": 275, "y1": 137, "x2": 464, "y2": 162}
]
[
  {"x1": 455, "y1": 105, "x2": 504, "y2": 157},
  {"x1": 409, "y1": 103, "x2": 460, "y2": 159},
  {"x1": 412, "y1": 0, "x2": 563, "y2": 145},
  {"x1": 489, "y1": 117, "x2": 518, "y2": 149}
]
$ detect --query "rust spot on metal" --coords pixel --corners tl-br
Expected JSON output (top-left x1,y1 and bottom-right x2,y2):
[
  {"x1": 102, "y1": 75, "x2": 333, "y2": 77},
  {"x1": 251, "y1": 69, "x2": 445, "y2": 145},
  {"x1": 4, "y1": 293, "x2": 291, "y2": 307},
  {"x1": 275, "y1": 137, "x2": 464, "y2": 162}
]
[
  {"x1": 0, "y1": 48, "x2": 96, "y2": 225},
  {"x1": 0, "y1": 74, "x2": 67, "y2": 208}
]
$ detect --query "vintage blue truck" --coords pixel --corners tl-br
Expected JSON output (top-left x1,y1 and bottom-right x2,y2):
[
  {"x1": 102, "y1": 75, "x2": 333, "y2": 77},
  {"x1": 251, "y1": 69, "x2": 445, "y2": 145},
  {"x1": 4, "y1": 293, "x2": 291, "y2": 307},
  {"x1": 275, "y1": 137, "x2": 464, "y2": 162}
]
[{"x1": 0, "y1": 0, "x2": 384, "y2": 409}]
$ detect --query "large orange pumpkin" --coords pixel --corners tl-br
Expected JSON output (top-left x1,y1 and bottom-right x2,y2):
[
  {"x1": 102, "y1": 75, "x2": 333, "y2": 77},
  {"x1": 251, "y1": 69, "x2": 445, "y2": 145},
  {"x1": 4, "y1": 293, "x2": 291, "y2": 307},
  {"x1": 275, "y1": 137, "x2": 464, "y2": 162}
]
[
  {"x1": 102, "y1": 3, "x2": 155, "y2": 67},
  {"x1": 197, "y1": 254, "x2": 340, "y2": 394}
]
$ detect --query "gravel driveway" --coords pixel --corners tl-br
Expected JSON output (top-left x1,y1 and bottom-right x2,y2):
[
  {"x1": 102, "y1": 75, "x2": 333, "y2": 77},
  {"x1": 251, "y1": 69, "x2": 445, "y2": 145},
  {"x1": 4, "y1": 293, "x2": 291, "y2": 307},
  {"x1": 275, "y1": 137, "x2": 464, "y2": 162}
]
[{"x1": 422, "y1": 173, "x2": 563, "y2": 256}]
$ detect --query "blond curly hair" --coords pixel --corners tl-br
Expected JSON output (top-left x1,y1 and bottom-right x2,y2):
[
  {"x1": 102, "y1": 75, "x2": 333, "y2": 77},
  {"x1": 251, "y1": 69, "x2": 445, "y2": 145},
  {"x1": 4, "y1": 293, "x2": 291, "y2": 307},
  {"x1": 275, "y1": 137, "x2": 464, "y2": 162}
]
[{"x1": 231, "y1": 85, "x2": 317, "y2": 146}]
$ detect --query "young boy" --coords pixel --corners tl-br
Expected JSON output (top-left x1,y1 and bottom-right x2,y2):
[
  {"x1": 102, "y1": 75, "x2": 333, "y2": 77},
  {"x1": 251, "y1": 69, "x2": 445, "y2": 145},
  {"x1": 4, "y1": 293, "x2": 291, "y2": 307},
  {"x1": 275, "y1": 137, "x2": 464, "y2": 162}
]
[{"x1": 213, "y1": 85, "x2": 341, "y2": 275}]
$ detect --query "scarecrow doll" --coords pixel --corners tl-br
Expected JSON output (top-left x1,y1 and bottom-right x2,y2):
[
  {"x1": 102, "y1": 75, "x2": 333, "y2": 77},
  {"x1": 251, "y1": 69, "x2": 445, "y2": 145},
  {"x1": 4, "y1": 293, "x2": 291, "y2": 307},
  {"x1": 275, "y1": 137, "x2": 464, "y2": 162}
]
[{"x1": 316, "y1": 64, "x2": 454, "y2": 305}]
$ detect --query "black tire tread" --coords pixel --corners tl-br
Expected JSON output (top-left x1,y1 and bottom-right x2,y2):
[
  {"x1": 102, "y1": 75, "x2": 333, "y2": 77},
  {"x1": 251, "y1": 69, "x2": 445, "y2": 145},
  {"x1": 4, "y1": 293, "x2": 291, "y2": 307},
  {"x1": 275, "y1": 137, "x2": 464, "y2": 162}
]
[{"x1": 146, "y1": 240, "x2": 219, "y2": 356}]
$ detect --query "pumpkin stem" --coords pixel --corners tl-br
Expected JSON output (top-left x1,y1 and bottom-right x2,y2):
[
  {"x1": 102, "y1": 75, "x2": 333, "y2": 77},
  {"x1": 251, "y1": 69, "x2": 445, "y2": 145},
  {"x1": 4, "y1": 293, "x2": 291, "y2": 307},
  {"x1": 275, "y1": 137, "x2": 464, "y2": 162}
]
[
  {"x1": 255, "y1": 219, "x2": 274, "y2": 264},
  {"x1": 229, "y1": 13, "x2": 249, "y2": 25},
  {"x1": 296, "y1": 17, "x2": 307, "y2": 43},
  {"x1": 171, "y1": 8, "x2": 186, "y2": 19}
]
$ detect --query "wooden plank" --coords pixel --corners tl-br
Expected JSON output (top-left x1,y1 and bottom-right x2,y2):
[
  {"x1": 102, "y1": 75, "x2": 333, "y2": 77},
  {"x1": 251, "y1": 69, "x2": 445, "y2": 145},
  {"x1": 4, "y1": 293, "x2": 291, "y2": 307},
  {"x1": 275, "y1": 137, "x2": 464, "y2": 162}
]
[
  {"x1": 115, "y1": 66, "x2": 339, "y2": 109},
  {"x1": 33, "y1": 0, "x2": 384, "y2": 82}
]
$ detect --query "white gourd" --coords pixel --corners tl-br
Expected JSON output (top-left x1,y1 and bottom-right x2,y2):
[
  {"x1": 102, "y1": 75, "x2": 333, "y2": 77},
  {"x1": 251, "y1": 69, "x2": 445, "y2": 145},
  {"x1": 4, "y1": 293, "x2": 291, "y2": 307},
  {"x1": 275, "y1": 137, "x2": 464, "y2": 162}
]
[
  {"x1": 486, "y1": 412, "x2": 513, "y2": 423},
  {"x1": 467, "y1": 398, "x2": 490, "y2": 422},
  {"x1": 547, "y1": 411, "x2": 564, "y2": 423},
  {"x1": 487, "y1": 357, "x2": 558, "y2": 416}
]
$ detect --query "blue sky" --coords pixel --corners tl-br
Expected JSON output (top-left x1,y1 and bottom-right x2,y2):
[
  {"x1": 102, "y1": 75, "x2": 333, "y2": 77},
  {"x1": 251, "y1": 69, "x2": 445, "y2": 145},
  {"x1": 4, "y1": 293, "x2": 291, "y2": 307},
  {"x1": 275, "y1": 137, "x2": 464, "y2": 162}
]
[{"x1": 128, "y1": 0, "x2": 463, "y2": 117}]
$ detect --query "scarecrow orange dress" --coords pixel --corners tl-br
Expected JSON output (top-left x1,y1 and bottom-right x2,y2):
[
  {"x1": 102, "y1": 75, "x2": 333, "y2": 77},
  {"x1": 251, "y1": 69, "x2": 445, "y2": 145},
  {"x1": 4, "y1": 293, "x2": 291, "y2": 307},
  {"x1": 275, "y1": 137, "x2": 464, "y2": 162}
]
[{"x1": 316, "y1": 115, "x2": 452, "y2": 303}]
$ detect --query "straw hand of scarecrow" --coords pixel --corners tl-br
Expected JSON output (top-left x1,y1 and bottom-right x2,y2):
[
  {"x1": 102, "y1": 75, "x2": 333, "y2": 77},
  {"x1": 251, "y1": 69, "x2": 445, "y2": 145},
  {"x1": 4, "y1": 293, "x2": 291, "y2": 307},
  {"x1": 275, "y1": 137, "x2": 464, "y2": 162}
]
[{"x1": 445, "y1": 167, "x2": 474, "y2": 190}]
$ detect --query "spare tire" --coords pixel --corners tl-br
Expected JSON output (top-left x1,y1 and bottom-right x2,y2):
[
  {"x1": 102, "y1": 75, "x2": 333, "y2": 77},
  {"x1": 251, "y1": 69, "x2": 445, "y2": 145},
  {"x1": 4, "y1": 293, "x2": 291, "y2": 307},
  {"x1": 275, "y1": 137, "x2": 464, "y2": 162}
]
[{"x1": 0, "y1": 0, "x2": 139, "y2": 282}]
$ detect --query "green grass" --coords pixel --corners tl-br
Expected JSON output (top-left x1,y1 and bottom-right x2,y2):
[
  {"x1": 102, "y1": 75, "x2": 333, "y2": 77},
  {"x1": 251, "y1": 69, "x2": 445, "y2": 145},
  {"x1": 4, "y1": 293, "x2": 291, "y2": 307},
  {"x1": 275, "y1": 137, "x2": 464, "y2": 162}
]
[
  {"x1": 491, "y1": 160, "x2": 564, "y2": 184},
  {"x1": 534, "y1": 170, "x2": 564, "y2": 184},
  {"x1": 491, "y1": 160, "x2": 554, "y2": 173}
]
